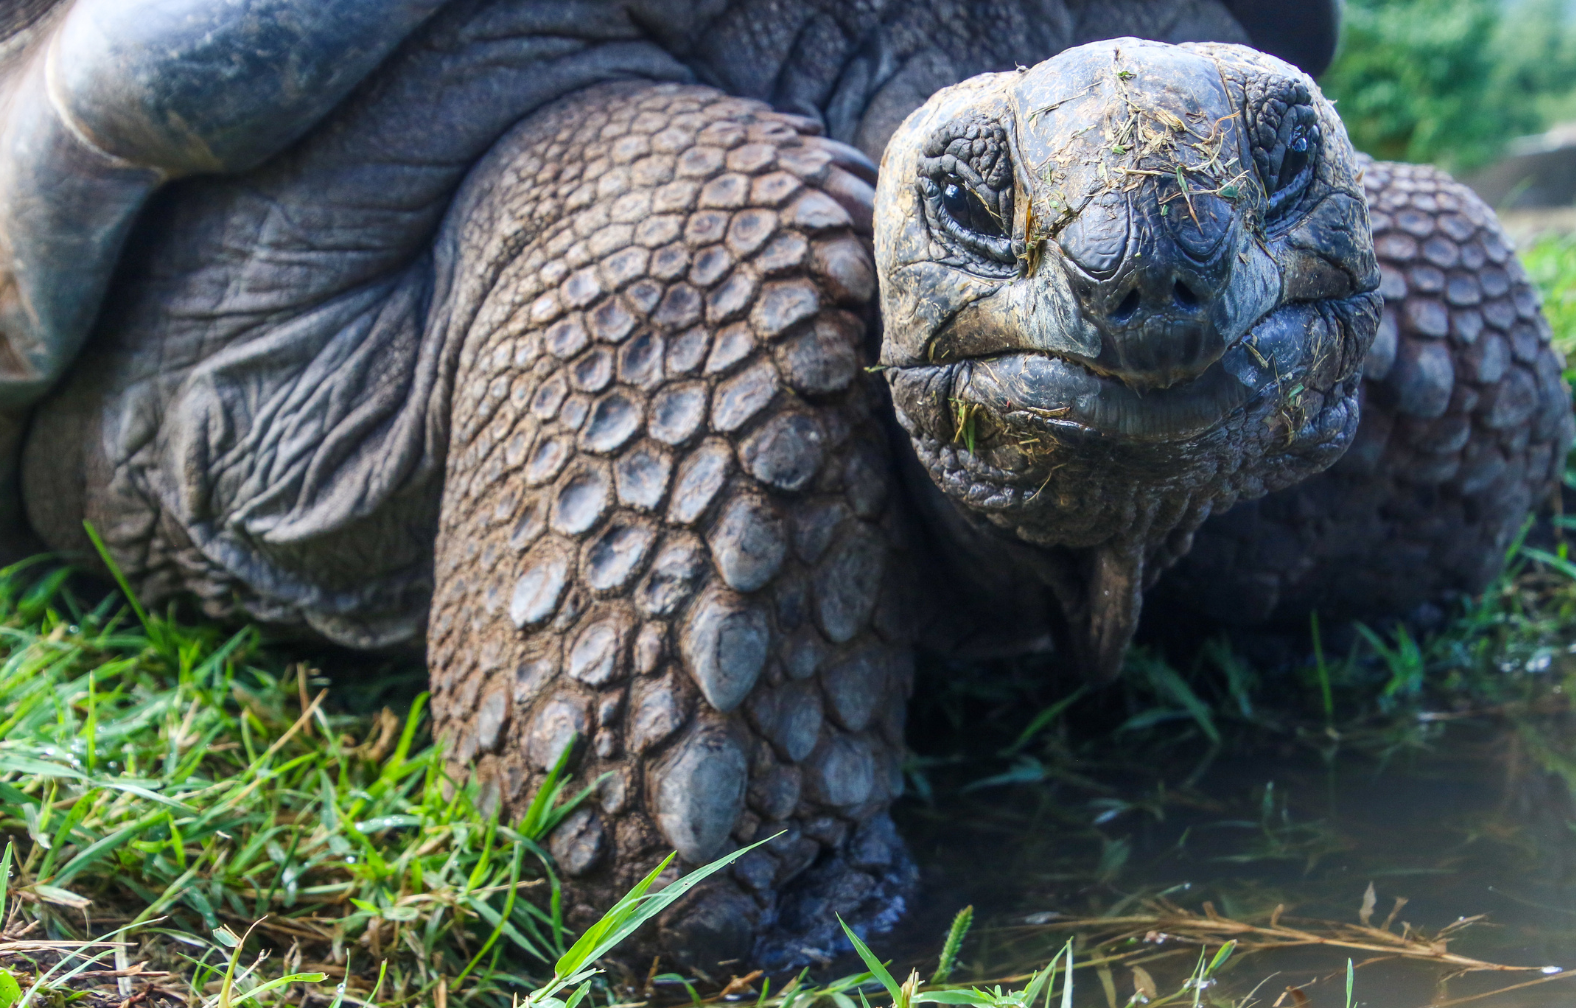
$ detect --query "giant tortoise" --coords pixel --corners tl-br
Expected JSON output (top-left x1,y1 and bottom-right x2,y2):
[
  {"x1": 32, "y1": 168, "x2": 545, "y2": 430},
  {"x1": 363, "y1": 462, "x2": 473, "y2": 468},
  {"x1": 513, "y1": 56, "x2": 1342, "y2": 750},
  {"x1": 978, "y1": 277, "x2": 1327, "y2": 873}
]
[{"x1": 0, "y1": 0, "x2": 1568, "y2": 970}]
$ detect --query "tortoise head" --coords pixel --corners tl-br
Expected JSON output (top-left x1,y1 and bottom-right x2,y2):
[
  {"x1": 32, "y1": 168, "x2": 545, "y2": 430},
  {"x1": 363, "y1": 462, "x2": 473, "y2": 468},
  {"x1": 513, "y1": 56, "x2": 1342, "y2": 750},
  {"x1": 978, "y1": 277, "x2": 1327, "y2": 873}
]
[{"x1": 874, "y1": 39, "x2": 1381, "y2": 677}]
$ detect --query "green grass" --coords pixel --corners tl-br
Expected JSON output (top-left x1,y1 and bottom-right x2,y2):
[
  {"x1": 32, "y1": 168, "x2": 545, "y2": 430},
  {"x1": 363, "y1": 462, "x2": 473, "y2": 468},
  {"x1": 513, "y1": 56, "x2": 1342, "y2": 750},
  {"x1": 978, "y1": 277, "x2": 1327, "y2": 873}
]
[
  {"x1": 1523, "y1": 234, "x2": 1576, "y2": 383},
  {"x1": 0, "y1": 555, "x2": 1307, "y2": 1008},
  {"x1": 5, "y1": 529, "x2": 1572, "y2": 1004},
  {"x1": 0, "y1": 561, "x2": 606, "y2": 1005},
  {"x1": 6, "y1": 238, "x2": 1576, "y2": 1008}
]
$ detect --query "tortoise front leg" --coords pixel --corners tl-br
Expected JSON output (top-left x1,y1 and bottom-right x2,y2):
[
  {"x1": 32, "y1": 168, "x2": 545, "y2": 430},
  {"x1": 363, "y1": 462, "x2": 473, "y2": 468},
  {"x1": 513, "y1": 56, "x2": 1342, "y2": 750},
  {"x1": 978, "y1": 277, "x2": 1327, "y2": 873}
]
[{"x1": 429, "y1": 80, "x2": 917, "y2": 969}]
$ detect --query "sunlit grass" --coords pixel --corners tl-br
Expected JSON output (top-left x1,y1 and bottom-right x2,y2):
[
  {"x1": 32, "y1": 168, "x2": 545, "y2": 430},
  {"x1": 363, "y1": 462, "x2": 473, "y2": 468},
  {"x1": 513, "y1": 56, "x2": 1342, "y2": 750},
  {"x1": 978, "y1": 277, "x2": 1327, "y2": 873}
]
[
  {"x1": 0, "y1": 556, "x2": 1369, "y2": 1006},
  {"x1": 1521, "y1": 234, "x2": 1576, "y2": 382},
  {"x1": 7, "y1": 497, "x2": 1576, "y2": 1005},
  {"x1": 0, "y1": 560, "x2": 597, "y2": 1005},
  {"x1": 6, "y1": 217, "x2": 1576, "y2": 1008}
]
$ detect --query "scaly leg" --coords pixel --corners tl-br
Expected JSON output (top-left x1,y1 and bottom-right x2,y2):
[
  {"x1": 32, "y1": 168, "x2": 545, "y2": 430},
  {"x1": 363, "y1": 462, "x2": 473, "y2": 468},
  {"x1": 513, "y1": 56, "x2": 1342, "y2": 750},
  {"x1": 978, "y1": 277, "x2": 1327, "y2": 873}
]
[{"x1": 427, "y1": 81, "x2": 918, "y2": 969}]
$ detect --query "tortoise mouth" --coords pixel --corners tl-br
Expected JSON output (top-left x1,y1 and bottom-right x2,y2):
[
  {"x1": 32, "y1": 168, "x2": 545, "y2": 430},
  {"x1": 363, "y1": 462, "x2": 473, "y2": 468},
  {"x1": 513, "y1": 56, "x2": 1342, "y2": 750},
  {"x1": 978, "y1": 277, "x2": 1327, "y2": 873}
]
[
  {"x1": 888, "y1": 336, "x2": 1284, "y2": 444},
  {"x1": 922, "y1": 308, "x2": 1233, "y2": 396}
]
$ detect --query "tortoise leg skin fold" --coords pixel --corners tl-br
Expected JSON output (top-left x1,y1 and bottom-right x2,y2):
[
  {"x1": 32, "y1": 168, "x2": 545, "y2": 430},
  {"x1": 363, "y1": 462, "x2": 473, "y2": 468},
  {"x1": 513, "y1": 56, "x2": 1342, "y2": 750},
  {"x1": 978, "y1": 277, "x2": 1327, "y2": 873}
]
[
  {"x1": 1160, "y1": 160, "x2": 1575, "y2": 628},
  {"x1": 426, "y1": 81, "x2": 916, "y2": 969}
]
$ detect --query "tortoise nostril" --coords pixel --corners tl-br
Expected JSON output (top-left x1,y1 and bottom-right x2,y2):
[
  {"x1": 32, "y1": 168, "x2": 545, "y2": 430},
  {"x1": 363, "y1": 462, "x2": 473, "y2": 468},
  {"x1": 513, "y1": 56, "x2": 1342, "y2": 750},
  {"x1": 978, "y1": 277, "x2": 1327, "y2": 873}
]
[
  {"x1": 1112, "y1": 288, "x2": 1141, "y2": 322},
  {"x1": 1173, "y1": 279, "x2": 1200, "y2": 309}
]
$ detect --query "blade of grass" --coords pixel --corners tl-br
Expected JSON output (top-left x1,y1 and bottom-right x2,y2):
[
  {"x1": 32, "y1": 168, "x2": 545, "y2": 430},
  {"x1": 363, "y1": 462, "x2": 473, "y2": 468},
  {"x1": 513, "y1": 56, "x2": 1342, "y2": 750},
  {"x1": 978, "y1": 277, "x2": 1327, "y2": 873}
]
[
  {"x1": 1004, "y1": 688, "x2": 1089, "y2": 756},
  {"x1": 1060, "y1": 940, "x2": 1074, "y2": 1008},
  {"x1": 542, "y1": 835, "x2": 772, "y2": 999},
  {"x1": 81, "y1": 521, "x2": 152, "y2": 639},
  {"x1": 1311, "y1": 611, "x2": 1333, "y2": 725},
  {"x1": 838, "y1": 915, "x2": 902, "y2": 1005},
  {"x1": 932, "y1": 905, "x2": 973, "y2": 984}
]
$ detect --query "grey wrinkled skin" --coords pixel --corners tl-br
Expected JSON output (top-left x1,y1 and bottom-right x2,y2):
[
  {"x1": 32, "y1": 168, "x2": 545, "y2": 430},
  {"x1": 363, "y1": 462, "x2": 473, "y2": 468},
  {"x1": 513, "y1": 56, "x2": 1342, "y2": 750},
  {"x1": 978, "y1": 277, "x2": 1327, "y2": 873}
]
[{"x1": 2, "y1": 0, "x2": 1566, "y2": 974}]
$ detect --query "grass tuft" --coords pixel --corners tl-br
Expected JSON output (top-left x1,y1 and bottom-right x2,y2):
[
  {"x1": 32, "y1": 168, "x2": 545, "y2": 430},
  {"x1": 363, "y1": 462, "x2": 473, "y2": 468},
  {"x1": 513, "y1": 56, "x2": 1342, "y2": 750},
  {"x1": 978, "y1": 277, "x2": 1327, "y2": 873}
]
[{"x1": 0, "y1": 561, "x2": 591, "y2": 1005}]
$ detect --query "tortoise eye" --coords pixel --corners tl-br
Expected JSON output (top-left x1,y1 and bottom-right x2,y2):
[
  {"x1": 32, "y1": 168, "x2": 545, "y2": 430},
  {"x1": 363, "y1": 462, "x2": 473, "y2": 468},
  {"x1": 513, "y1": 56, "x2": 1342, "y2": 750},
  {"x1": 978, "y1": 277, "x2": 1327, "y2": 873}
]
[
  {"x1": 1256, "y1": 98, "x2": 1321, "y2": 223},
  {"x1": 1276, "y1": 127, "x2": 1313, "y2": 194},
  {"x1": 940, "y1": 173, "x2": 1006, "y2": 238},
  {"x1": 1249, "y1": 83, "x2": 1323, "y2": 227},
  {"x1": 917, "y1": 119, "x2": 1017, "y2": 274}
]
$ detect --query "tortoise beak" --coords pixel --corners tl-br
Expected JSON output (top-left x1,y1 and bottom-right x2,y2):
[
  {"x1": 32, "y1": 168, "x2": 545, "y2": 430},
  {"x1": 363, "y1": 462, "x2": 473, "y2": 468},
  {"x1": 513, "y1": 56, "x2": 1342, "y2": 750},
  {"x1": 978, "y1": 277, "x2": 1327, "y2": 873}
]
[{"x1": 1051, "y1": 186, "x2": 1238, "y2": 392}]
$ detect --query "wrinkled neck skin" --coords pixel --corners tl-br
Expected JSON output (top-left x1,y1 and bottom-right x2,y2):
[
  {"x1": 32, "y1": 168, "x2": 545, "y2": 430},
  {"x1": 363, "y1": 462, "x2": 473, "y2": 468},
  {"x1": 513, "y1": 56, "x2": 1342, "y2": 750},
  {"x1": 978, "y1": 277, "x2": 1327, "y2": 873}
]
[{"x1": 875, "y1": 40, "x2": 1381, "y2": 678}]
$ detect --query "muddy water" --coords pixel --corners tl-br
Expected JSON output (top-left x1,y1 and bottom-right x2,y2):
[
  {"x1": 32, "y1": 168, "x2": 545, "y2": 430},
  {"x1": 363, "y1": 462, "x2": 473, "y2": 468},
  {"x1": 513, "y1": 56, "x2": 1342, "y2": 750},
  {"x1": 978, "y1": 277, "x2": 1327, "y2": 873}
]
[{"x1": 884, "y1": 716, "x2": 1576, "y2": 1007}]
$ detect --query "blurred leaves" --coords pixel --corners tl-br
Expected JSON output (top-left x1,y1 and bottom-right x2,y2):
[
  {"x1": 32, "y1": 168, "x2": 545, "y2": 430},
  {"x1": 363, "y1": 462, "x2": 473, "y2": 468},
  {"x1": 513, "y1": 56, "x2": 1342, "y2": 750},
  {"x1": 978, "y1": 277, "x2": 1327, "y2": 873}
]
[{"x1": 1322, "y1": 0, "x2": 1576, "y2": 171}]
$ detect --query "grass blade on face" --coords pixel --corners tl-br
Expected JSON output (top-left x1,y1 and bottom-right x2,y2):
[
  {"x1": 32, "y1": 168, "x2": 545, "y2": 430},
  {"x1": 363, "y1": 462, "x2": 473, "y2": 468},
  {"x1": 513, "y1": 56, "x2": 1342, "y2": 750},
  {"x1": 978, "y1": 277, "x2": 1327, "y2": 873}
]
[
  {"x1": 452, "y1": 841, "x2": 526, "y2": 988},
  {"x1": 50, "y1": 807, "x2": 168, "y2": 889},
  {"x1": 0, "y1": 754, "x2": 191, "y2": 811},
  {"x1": 129, "y1": 864, "x2": 204, "y2": 928},
  {"x1": 1018, "y1": 962, "x2": 1054, "y2": 1008},
  {"x1": 1189, "y1": 947, "x2": 1207, "y2": 1008},
  {"x1": 34, "y1": 783, "x2": 93, "y2": 880},
  {"x1": 1136, "y1": 660, "x2": 1220, "y2": 746},
  {"x1": 519, "y1": 734, "x2": 581, "y2": 842},
  {"x1": 563, "y1": 979, "x2": 594, "y2": 1008},
  {"x1": 913, "y1": 992, "x2": 995, "y2": 1005},
  {"x1": 1525, "y1": 546, "x2": 1576, "y2": 582},
  {"x1": 1004, "y1": 688, "x2": 1089, "y2": 756},
  {"x1": 221, "y1": 970, "x2": 330, "y2": 1007},
  {"x1": 1310, "y1": 611, "x2": 1333, "y2": 726},
  {"x1": 84, "y1": 670, "x2": 96, "y2": 772},
  {"x1": 1205, "y1": 940, "x2": 1236, "y2": 978}
]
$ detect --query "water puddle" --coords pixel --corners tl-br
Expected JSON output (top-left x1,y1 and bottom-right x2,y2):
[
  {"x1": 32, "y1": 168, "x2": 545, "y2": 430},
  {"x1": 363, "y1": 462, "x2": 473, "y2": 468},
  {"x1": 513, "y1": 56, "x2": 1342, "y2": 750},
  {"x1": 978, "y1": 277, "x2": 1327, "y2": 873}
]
[{"x1": 880, "y1": 677, "x2": 1576, "y2": 1006}]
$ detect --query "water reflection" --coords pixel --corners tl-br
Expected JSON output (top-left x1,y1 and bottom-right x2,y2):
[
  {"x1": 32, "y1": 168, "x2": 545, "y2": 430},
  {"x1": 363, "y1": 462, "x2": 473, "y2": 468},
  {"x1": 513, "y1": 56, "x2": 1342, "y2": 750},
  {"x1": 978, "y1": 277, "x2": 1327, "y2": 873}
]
[{"x1": 888, "y1": 715, "x2": 1576, "y2": 1006}]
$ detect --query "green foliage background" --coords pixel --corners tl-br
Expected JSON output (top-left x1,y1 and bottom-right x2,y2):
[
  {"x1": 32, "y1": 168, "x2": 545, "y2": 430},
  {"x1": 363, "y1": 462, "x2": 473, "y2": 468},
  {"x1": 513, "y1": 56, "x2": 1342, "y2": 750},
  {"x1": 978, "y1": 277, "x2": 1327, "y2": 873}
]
[{"x1": 1321, "y1": 0, "x2": 1576, "y2": 171}]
